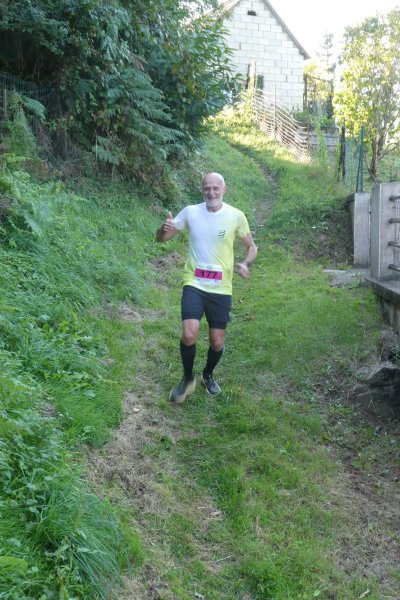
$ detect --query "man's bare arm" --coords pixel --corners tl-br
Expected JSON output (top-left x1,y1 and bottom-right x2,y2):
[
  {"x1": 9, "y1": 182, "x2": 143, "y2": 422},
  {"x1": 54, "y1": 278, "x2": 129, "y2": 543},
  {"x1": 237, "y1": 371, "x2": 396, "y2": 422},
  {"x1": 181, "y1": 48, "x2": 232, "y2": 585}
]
[{"x1": 237, "y1": 233, "x2": 257, "y2": 278}]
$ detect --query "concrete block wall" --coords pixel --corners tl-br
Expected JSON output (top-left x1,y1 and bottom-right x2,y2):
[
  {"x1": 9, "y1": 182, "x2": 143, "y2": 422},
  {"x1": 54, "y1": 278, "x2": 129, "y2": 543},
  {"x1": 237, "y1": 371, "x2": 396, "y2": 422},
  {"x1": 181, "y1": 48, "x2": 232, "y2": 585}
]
[
  {"x1": 222, "y1": 0, "x2": 306, "y2": 108},
  {"x1": 370, "y1": 183, "x2": 400, "y2": 280},
  {"x1": 347, "y1": 192, "x2": 370, "y2": 268},
  {"x1": 348, "y1": 183, "x2": 400, "y2": 334}
]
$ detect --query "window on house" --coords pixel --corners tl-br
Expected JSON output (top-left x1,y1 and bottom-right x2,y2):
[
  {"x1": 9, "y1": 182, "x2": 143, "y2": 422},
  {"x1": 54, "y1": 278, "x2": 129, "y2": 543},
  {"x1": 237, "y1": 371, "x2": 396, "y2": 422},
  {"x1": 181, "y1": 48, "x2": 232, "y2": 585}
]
[
  {"x1": 255, "y1": 75, "x2": 264, "y2": 90},
  {"x1": 247, "y1": 10, "x2": 257, "y2": 16}
]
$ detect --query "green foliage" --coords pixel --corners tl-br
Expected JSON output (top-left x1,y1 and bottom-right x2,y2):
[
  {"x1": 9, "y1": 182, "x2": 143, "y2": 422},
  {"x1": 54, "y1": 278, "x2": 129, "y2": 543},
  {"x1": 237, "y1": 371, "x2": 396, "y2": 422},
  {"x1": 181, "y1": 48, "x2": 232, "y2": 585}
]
[
  {"x1": 0, "y1": 0, "x2": 237, "y2": 174},
  {"x1": 0, "y1": 163, "x2": 159, "y2": 440},
  {"x1": 293, "y1": 111, "x2": 335, "y2": 131},
  {"x1": 2, "y1": 94, "x2": 44, "y2": 159},
  {"x1": 8, "y1": 92, "x2": 46, "y2": 122},
  {"x1": 0, "y1": 355, "x2": 135, "y2": 598},
  {"x1": 334, "y1": 8, "x2": 400, "y2": 178},
  {"x1": 304, "y1": 61, "x2": 334, "y2": 119},
  {"x1": 0, "y1": 171, "x2": 50, "y2": 236},
  {"x1": 0, "y1": 160, "x2": 160, "y2": 596},
  {"x1": 142, "y1": 3, "x2": 239, "y2": 139}
]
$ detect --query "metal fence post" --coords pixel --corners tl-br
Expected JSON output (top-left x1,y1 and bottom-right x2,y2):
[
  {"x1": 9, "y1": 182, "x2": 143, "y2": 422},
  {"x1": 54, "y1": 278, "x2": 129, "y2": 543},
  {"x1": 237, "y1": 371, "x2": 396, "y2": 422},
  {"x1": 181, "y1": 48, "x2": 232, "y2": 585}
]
[
  {"x1": 3, "y1": 89, "x2": 8, "y2": 120},
  {"x1": 356, "y1": 126, "x2": 364, "y2": 192}
]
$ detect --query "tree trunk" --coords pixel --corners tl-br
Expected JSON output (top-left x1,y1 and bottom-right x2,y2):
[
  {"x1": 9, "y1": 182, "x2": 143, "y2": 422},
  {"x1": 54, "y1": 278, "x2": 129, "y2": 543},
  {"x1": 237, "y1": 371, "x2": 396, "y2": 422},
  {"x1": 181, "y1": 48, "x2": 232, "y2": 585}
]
[
  {"x1": 369, "y1": 133, "x2": 387, "y2": 180},
  {"x1": 369, "y1": 139, "x2": 378, "y2": 180}
]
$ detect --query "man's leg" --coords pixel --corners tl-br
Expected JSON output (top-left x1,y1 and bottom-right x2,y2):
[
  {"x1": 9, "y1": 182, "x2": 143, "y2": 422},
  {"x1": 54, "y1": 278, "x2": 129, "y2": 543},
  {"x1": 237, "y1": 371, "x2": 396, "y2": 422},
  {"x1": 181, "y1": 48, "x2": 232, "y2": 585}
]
[
  {"x1": 170, "y1": 319, "x2": 199, "y2": 404},
  {"x1": 202, "y1": 328, "x2": 225, "y2": 395},
  {"x1": 180, "y1": 319, "x2": 200, "y2": 380},
  {"x1": 170, "y1": 285, "x2": 204, "y2": 404},
  {"x1": 202, "y1": 291, "x2": 231, "y2": 395}
]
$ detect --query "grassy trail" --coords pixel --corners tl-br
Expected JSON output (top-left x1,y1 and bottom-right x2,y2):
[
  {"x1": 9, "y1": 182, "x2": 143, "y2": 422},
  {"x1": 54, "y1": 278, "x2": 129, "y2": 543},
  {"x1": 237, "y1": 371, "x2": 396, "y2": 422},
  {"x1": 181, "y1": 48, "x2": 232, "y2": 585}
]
[{"x1": 88, "y1": 130, "x2": 399, "y2": 600}]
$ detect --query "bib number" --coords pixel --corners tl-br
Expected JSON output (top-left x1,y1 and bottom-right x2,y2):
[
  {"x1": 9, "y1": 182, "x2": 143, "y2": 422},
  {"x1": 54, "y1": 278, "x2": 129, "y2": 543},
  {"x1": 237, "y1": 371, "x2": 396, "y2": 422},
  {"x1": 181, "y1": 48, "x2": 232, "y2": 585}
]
[{"x1": 194, "y1": 263, "x2": 222, "y2": 286}]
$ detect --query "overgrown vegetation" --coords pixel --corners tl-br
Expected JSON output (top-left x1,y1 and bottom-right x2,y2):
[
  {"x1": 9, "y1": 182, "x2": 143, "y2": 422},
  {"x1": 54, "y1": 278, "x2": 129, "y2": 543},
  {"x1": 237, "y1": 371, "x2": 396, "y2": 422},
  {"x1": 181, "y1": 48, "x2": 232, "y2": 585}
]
[
  {"x1": 0, "y1": 0, "x2": 237, "y2": 174},
  {"x1": 0, "y1": 118, "x2": 166, "y2": 596},
  {"x1": 334, "y1": 8, "x2": 400, "y2": 179},
  {"x1": 0, "y1": 94, "x2": 398, "y2": 599}
]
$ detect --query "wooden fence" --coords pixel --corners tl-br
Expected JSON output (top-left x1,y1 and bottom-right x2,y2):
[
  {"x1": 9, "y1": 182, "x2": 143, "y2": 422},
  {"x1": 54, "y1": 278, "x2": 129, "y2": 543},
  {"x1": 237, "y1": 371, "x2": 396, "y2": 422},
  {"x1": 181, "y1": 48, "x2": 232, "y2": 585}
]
[{"x1": 249, "y1": 87, "x2": 309, "y2": 160}]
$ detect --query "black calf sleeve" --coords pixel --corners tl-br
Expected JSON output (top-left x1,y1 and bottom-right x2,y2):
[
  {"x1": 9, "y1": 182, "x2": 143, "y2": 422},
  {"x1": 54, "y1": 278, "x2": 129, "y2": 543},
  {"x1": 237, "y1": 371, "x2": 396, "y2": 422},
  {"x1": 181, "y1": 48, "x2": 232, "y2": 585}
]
[
  {"x1": 203, "y1": 346, "x2": 224, "y2": 376},
  {"x1": 180, "y1": 340, "x2": 196, "y2": 379}
]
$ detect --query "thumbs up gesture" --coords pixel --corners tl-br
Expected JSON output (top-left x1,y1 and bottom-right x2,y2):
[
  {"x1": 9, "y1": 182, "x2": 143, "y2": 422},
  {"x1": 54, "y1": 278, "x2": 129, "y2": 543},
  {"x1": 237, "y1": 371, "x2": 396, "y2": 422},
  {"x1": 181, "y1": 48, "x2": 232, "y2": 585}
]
[
  {"x1": 164, "y1": 210, "x2": 174, "y2": 231},
  {"x1": 156, "y1": 210, "x2": 177, "y2": 242}
]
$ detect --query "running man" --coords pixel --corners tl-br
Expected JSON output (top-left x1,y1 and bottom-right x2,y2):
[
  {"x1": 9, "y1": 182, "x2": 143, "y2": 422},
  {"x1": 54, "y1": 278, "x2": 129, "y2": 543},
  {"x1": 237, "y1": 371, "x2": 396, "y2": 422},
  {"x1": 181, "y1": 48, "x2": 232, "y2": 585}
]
[{"x1": 156, "y1": 172, "x2": 257, "y2": 403}]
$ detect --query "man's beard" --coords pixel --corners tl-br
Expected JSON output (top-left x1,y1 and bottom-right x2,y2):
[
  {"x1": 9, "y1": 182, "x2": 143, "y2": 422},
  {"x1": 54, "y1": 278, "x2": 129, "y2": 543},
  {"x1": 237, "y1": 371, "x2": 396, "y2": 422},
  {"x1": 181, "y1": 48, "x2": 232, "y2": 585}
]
[{"x1": 204, "y1": 195, "x2": 223, "y2": 208}]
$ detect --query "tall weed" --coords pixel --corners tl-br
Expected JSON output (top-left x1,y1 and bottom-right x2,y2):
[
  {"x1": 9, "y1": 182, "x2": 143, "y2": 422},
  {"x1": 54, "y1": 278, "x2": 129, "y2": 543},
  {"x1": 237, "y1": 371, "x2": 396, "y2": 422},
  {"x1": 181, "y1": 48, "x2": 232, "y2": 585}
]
[
  {"x1": 0, "y1": 351, "x2": 138, "y2": 598},
  {"x1": 0, "y1": 124, "x2": 150, "y2": 595}
]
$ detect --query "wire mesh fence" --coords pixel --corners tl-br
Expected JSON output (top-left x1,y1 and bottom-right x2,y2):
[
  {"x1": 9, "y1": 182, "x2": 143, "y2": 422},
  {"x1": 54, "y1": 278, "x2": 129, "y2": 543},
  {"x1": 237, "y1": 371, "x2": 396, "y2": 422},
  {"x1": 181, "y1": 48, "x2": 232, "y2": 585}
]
[
  {"x1": 0, "y1": 71, "x2": 61, "y2": 122},
  {"x1": 249, "y1": 87, "x2": 309, "y2": 160},
  {"x1": 0, "y1": 71, "x2": 85, "y2": 166},
  {"x1": 337, "y1": 126, "x2": 366, "y2": 192}
]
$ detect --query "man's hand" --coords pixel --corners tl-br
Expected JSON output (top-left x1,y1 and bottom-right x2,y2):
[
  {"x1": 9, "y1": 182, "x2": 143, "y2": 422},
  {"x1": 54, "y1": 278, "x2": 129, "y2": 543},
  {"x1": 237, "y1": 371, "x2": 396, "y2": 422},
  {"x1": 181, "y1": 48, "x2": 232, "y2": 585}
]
[
  {"x1": 156, "y1": 211, "x2": 178, "y2": 242},
  {"x1": 238, "y1": 233, "x2": 257, "y2": 277},
  {"x1": 237, "y1": 261, "x2": 250, "y2": 279},
  {"x1": 163, "y1": 211, "x2": 174, "y2": 233}
]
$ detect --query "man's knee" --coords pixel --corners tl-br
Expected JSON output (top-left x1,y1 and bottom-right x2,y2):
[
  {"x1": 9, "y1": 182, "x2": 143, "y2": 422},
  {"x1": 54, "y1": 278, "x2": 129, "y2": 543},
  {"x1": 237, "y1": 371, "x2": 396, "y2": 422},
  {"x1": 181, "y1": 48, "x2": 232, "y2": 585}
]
[
  {"x1": 209, "y1": 329, "x2": 225, "y2": 351},
  {"x1": 182, "y1": 320, "x2": 200, "y2": 346},
  {"x1": 182, "y1": 332, "x2": 197, "y2": 346}
]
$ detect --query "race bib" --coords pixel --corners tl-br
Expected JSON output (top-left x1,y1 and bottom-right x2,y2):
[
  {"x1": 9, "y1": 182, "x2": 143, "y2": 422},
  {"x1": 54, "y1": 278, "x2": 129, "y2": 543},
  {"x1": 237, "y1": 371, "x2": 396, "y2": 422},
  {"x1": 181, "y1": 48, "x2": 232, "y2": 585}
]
[{"x1": 194, "y1": 263, "x2": 223, "y2": 286}]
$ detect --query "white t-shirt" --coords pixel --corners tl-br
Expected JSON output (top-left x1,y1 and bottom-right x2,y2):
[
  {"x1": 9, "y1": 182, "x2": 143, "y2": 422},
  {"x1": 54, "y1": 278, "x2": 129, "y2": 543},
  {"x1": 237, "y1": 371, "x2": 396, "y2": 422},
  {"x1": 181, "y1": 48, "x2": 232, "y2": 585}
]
[{"x1": 173, "y1": 202, "x2": 250, "y2": 295}]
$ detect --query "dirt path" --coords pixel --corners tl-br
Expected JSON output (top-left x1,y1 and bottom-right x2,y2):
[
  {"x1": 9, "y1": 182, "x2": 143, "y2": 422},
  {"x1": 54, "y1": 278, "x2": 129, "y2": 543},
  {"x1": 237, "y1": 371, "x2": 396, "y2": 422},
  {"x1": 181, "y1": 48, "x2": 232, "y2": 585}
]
[
  {"x1": 84, "y1": 166, "x2": 277, "y2": 598},
  {"x1": 86, "y1": 308, "x2": 243, "y2": 599}
]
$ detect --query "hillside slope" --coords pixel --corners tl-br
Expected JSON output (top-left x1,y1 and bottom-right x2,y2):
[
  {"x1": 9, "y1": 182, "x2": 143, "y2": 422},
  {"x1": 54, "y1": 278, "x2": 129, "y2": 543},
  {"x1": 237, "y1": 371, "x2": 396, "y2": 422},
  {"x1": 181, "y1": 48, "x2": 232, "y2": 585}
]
[
  {"x1": 1, "y1": 115, "x2": 399, "y2": 599},
  {"x1": 87, "y1": 125, "x2": 399, "y2": 599}
]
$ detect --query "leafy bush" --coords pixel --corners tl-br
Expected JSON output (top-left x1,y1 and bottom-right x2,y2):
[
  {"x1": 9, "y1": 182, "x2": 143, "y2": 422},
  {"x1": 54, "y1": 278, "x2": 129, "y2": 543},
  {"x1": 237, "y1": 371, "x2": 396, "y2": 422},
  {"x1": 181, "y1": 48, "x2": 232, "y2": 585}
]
[
  {"x1": 0, "y1": 0, "x2": 237, "y2": 174},
  {"x1": 293, "y1": 111, "x2": 336, "y2": 131}
]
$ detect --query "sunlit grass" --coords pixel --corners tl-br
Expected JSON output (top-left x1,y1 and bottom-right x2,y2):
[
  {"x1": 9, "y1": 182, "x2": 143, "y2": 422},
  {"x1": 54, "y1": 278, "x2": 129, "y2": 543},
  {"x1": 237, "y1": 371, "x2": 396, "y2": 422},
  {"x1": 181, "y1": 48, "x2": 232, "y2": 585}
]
[
  {"x1": 0, "y1": 109, "x2": 394, "y2": 599},
  {"x1": 127, "y1": 121, "x2": 388, "y2": 599}
]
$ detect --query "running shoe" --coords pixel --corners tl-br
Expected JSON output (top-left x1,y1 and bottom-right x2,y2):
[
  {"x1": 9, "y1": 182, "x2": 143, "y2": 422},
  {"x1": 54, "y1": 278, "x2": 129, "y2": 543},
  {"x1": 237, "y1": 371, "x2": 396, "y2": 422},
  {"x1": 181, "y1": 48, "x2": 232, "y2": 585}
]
[
  {"x1": 169, "y1": 376, "x2": 196, "y2": 404},
  {"x1": 202, "y1": 373, "x2": 221, "y2": 395}
]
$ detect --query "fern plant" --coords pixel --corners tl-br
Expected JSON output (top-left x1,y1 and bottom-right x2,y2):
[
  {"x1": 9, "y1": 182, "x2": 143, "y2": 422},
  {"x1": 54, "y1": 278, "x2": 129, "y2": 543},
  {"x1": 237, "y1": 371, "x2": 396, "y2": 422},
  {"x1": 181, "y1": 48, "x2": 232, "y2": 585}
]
[
  {"x1": 0, "y1": 0, "x2": 234, "y2": 177},
  {"x1": 3, "y1": 93, "x2": 46, "y2": 159},
  {"x1": 8, "y1": 92, "x2": 46, "y2": 122}
]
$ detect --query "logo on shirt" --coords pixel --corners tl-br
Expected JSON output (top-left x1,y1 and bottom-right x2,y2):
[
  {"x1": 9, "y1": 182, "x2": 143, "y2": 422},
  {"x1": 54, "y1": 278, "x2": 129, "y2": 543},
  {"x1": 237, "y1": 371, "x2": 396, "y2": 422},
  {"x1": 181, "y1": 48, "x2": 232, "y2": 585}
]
[{"x1": 218, "y1": 229, "x2": 226, "y2": 239}]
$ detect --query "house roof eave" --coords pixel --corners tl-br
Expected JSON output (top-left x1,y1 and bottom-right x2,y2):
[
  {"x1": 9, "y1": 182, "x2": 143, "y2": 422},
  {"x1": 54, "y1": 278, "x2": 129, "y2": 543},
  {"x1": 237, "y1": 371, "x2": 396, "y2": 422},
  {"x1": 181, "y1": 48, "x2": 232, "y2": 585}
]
[{"x1": 215, "y1": 0, "x2": 311, "y2": 59}]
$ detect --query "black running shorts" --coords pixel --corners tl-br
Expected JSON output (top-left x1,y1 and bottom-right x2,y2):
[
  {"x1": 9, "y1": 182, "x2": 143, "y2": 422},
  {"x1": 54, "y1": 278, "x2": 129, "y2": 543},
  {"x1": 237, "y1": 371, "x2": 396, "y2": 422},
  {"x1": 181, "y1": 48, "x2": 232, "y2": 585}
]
[{"x1": 181, "y1": 285, "x2": 232, "y2": 330}]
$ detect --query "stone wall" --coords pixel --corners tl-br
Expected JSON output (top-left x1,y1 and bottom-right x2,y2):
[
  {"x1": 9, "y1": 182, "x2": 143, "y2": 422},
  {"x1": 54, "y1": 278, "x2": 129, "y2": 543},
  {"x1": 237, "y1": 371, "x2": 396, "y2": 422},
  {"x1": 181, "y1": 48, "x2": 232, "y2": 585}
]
[
  {"x1": 222, "y1": 0, "x2": 306, "y2": 109},
  {"x1": 308, "y1": 128, "x2": 339, "y2": 153},
  {"x1": 348, "y1": 183, "x2": 400, "y2": 335}
]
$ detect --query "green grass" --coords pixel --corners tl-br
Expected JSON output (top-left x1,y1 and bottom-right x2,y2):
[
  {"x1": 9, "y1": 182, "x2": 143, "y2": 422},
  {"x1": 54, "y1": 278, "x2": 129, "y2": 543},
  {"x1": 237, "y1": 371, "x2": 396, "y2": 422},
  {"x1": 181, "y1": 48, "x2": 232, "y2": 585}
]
[
  {"x1": 1, "y1": 109, "x2": 398, "y2": 599},
  {"x1": 119, "y1": 121, "x2": 394, "y2": 599},
  {"x1": 0, "y1": 350, "x2": 139, "y2": 598},
  {"x1": 0, "y1": 165, "x2": 160, "y2": 596}
]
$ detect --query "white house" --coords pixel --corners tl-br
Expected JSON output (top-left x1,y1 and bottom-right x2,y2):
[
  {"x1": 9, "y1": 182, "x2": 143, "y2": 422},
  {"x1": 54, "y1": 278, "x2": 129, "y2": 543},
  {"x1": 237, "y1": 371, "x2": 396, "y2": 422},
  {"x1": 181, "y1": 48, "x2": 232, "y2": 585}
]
[{"x1": 215, "y1": 0, "x2": 310, "y2": 109}]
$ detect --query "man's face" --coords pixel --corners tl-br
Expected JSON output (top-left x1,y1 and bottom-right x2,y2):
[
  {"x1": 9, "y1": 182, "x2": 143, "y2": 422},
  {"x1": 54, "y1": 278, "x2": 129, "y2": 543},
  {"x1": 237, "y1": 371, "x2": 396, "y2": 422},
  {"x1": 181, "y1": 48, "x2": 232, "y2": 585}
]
[{"x1": 202, "y1": 175, "x2": 226, "y2": 209}]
